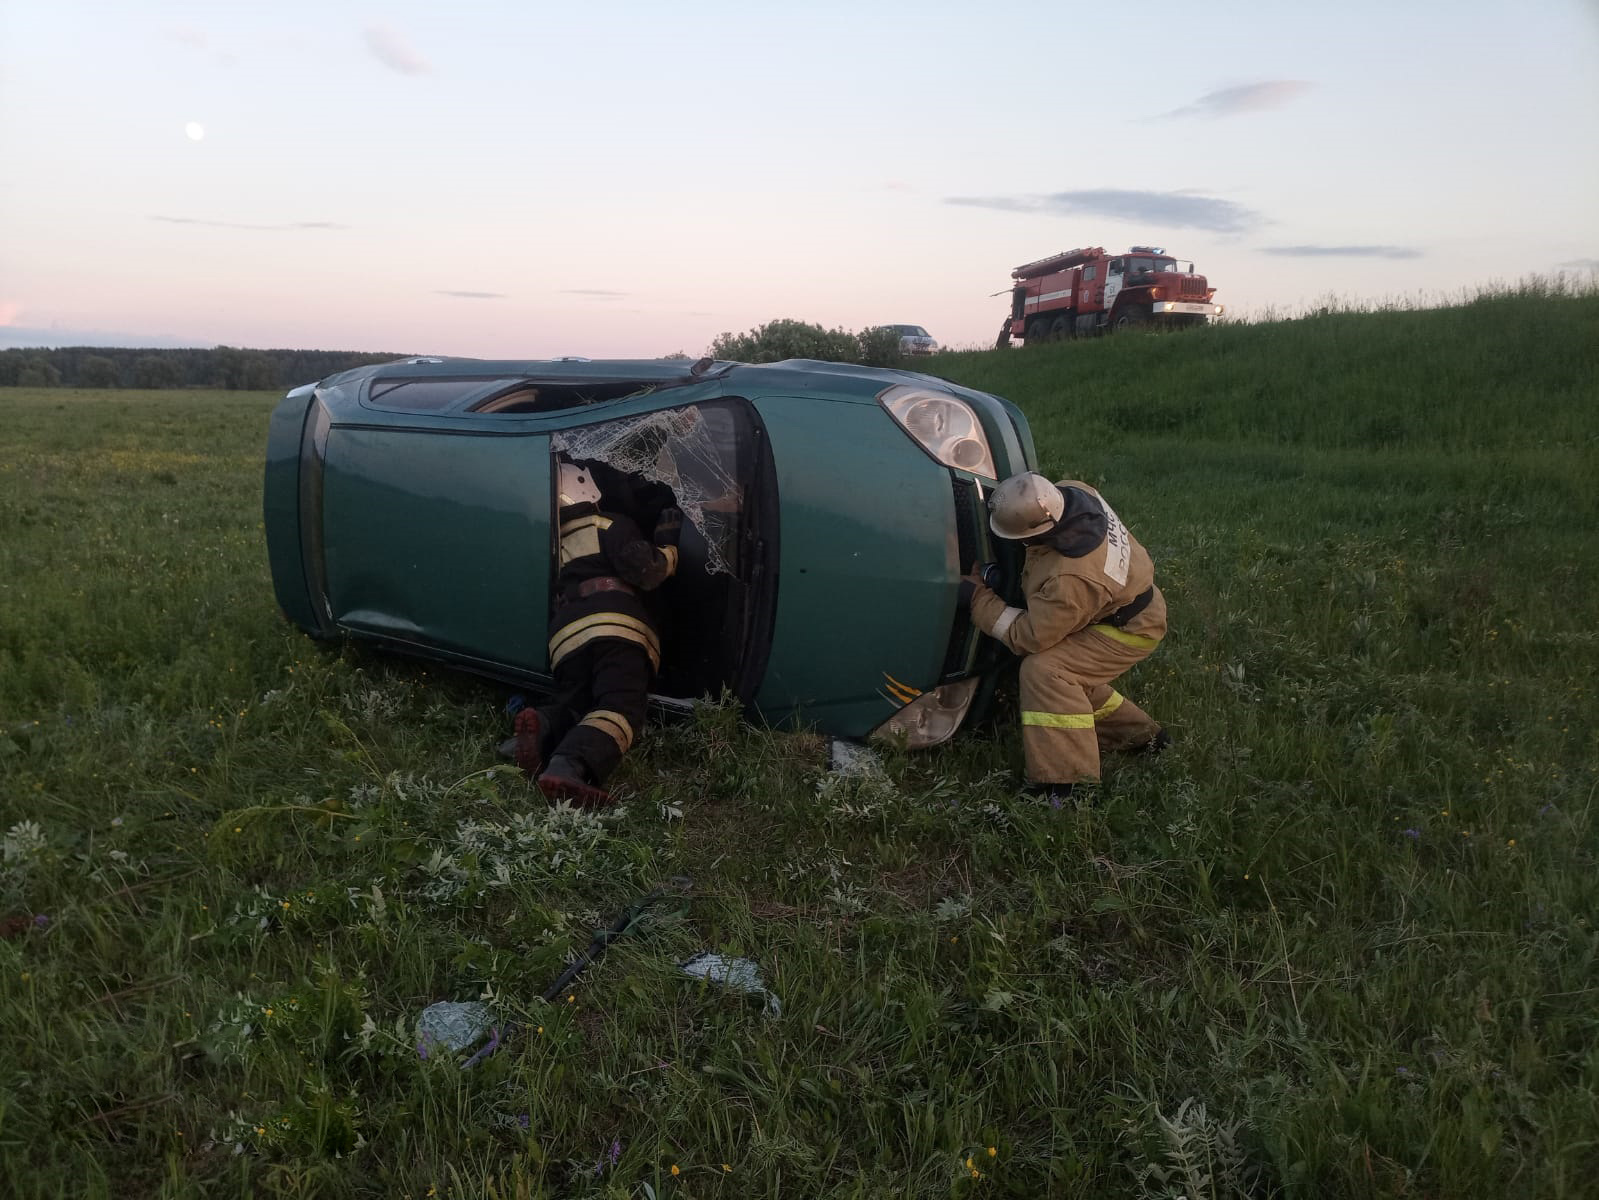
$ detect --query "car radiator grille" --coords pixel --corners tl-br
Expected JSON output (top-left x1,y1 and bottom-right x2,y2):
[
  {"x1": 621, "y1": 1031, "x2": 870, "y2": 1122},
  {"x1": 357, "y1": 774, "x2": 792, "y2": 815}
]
[
  {"x1": 944, "y1": 477, "x2": 981, "y2": 678},
  {"x1": 1178, "y1": 276, "x2": 1207, "y2": 298}
]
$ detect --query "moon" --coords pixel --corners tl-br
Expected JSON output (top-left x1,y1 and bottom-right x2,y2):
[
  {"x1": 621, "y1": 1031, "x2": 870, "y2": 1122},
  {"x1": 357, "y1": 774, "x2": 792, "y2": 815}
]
[{"x1": 185, "y1": 122, "x2": 205, "y2": 142}]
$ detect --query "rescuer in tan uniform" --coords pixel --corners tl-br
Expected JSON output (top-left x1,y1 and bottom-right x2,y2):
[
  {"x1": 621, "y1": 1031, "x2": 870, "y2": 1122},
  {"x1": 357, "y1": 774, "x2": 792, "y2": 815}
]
[{"x1": 964, "y1": 473, "x2": 1169, "y2": 799}]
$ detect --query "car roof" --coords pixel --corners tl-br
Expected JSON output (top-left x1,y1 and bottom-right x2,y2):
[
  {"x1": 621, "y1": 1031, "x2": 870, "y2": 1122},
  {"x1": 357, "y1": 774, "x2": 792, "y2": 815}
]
[{"x1": 320, "y1": 355, "x2": 953, "y2": 405}]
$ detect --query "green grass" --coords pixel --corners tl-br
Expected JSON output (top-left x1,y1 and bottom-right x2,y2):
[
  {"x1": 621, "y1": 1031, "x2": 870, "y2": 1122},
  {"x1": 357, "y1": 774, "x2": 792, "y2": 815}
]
[{"x1": 2, "y1": 287, "x2": 1597, "y2": 1198}]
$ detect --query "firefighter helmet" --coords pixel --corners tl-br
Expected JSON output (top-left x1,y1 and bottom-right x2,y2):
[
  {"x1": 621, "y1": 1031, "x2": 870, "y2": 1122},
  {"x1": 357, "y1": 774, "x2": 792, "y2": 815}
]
[
  {"x1": 988, "y1": 472, "x2": 1064, "y2": 540},
  {"x1": 557, "y1": 461, "x2": 601, "y2": 508}
]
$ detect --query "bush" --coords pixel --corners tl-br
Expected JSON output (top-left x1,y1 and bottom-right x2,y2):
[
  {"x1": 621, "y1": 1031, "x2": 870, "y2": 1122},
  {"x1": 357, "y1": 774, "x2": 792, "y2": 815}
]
[{"x1": 709, "y1": 318, "x2": 905, "y2": 367}]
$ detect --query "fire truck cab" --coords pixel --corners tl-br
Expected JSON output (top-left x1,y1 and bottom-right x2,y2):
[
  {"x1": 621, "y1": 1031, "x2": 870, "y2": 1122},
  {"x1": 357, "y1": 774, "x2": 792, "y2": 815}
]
[{"x1": 997, "y1": 245, "x2": 1223, "y2": 346}]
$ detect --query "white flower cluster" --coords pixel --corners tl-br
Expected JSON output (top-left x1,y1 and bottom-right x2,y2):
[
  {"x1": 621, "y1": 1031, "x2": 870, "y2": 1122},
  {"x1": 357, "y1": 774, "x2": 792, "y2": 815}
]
[
  {"x1": 414, "y1": 800, "x2": 627, "y2": 904},
  {"x1": 2, "y1": 819, "x2": 47, "y2": 867}
]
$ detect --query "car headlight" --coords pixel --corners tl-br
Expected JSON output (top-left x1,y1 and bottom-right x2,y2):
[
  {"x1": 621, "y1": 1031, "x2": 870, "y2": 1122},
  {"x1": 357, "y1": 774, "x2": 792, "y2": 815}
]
[
  {"x1": 871, "y1": 677, "x2": 980, "y2": 749},
  {"x1": 879, "y1": 385, "x2": 996, "y2": 479}
]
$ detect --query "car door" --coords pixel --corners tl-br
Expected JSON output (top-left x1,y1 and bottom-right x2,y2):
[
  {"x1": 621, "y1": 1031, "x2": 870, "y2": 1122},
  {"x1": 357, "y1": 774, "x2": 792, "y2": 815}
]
[{"x1": 320, "y1": 418, "x2": 553, "y2": 675}]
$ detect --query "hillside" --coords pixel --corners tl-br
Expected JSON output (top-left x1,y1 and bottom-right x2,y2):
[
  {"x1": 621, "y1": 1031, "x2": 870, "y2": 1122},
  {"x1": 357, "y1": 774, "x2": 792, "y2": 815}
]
[{"x1": 1, "y1": 292, "x2": 1596, "y2": 1198}]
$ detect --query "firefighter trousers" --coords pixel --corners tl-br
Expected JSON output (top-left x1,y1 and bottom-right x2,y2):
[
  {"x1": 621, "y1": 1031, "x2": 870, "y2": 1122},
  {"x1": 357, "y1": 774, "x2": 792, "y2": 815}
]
[
  {"x1": 537, "y1": 638, "x2": 653, "y2": 785},
  {"x1": 1018, "y1": 624, "x2": 1163, "y2": 786}
]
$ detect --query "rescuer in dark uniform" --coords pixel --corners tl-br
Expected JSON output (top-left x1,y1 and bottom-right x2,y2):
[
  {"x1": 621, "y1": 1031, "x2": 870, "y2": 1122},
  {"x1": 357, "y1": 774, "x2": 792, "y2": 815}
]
[{"x1": 511, "y1": 459, "x2": 682, "y2": 807}]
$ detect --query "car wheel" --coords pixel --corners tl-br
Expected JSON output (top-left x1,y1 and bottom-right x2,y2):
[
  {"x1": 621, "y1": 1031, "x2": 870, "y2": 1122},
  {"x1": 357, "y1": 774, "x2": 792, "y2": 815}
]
[{"x1": 1113, "y1": 304, "x2": 1150, "y2": 332}]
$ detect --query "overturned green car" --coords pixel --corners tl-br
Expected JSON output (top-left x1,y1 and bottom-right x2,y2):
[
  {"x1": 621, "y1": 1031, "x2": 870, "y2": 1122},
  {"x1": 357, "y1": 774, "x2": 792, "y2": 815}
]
[{"x1": 263, "y1": 356, "x2": 1037, "y2": 746}]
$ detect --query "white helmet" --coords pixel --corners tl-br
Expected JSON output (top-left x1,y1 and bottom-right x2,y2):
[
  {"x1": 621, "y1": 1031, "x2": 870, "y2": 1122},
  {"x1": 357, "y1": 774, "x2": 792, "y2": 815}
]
[
  {"x1": 988, "y1": 472, "x2": 1064, "y2": 540},
  {"x1": 558, "y1": 461, "x2": 601, "y2": 508}
]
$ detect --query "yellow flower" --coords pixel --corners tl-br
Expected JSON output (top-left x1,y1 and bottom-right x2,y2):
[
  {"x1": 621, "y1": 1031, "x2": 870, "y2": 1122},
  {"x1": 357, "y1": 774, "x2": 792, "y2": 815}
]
[
  {"x1": 965, "y1": 1156, "x2": 974, "y2": 1169},
  {"x1": 567, "y1": 994, "x2": 575, "y2": 1004},
  {"x1": 722, "y1": 1163, "x2": 732, "y2": 1172},
  {"x1": 987, "y1": 1146, "x2": 997, "y2": 1157},
  {"x1": 1507, "y1": 838, "x2": 1516, "y2": 847},
  {"x1": 670, "y1": 1164, "x2": 680, "y2": 1176},
  {"x1": 263, "y1": 1007, "x2": 274, "y2": 1017},
  {"x1": 537, "y1": 1025, "x2": 544, "y2": 1034}
]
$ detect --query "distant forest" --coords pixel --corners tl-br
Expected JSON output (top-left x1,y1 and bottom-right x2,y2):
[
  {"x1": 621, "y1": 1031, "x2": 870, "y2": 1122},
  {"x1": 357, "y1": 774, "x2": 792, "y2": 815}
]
[{"x1": 0, "y1": 346, "x2": 415, "y2": 391}]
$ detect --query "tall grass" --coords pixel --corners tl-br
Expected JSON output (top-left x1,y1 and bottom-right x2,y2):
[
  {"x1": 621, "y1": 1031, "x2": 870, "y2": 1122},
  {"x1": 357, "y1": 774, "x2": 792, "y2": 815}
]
[{"x1": 2, "y1": 289, "x2": 1596, "y2": 1197}]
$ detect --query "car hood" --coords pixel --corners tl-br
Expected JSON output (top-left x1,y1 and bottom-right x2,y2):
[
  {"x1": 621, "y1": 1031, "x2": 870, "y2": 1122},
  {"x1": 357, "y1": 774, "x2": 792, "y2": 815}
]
[{"x1": 748, "y1": 395, "x2": 960, "y2": 738}]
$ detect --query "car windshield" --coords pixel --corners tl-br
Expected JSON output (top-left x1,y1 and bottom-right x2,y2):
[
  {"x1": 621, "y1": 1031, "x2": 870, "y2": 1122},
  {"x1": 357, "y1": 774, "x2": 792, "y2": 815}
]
[
  {"x1": 887, "y1": 325, "x2": 929, "y2": 337},
  {"x1": 553, "y1": 401, "x2": 749, "y2": 577}
]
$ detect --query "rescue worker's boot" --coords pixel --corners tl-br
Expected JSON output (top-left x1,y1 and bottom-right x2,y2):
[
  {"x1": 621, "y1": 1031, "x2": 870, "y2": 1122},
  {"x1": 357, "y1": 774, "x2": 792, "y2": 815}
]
[
  {"x1": 512, "y1": 708, "x2": 545, "y2": 775},
  {"x1": 1028, "y1": 782, "x2": 1076, "y2": 808},
  {"x1": 537, "y1": 754, "x2": 613, "y2": 809}
]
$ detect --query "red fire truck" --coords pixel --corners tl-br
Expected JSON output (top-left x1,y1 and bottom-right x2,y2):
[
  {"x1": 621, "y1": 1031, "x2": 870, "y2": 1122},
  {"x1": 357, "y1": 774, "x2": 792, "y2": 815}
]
[{"x1": 996, "y1": 245, "x2": 1223, "y2": 346}]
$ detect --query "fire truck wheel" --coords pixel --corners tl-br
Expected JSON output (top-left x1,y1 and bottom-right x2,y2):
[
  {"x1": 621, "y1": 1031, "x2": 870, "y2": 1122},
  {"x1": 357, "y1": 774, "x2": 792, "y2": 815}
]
[
  {"x1": 1025, "y1": 318, "x2": 1051, "y2": 344},
  {"x1": 1048, "y1": 315, "x2": 1069, "y2": 340},
  {"x1": 1113, "y1": 304, "x2": 1150, "y2": 332}
]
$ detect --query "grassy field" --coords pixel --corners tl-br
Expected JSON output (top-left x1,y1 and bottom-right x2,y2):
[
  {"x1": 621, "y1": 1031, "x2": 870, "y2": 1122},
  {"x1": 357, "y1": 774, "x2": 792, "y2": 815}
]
[{"x1": 2, "y1": 287, "x2": 1596, "y2": 1198}]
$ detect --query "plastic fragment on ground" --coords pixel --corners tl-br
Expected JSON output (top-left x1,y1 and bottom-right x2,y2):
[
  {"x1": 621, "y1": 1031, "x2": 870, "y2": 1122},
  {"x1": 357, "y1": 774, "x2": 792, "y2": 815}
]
[
  {"x1": 680, "y1": 952, "x2": 781, "y2": 1015},
  {"x1": 417, "y1": 1000, "x2": 494, "y2": 1056},
  {"x1": 829, "y1": 739, "x2": 885, "y2": 777}
]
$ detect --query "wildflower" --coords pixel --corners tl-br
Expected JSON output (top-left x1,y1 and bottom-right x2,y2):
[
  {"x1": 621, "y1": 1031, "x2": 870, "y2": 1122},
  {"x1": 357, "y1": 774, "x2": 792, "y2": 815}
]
[
  {"x1": 722, "y1": 1163, "x2": 732, "y2": 1172},
  {"x1": 966, "y1": 1156, "x2": 974, "y2": 1169},
  {"x1": 280, "y1": 900, "x2": 291, "y2": 909},
  {"x1": 262, "y1": 1007, "x2": 274, "y2": 1018},
  {"x1": 567, "y1": 994, "x2": 575, "y2": 1004},
  {"x1": 32, "y1": 914, "x2": 49, "y2": 928},
  {"x1": 988, "y1": 1146, "x2": 997, "y2": 1157},
  {"x1": 111, "y1": 817, "x2": 124, "y2": 827},
  {"x1": 1402, "y1": 828, "x2": 1421, "y2": 840},
  {"x1": 537, "y1": 1025, "x2": 544, "y2": 1035},
  {"x1": 670, "y1": 1164, "x2": 680, "y2": 1176}
]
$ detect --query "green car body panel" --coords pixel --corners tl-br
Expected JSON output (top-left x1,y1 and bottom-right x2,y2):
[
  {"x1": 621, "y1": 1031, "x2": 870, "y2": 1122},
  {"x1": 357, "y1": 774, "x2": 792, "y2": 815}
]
[{"x1": 262, "y1": 357, "x2": 1037, "y2": 742}]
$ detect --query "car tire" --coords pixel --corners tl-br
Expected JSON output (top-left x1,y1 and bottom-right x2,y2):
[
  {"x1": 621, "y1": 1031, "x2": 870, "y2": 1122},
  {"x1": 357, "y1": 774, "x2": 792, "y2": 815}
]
[
  {"x1": 1025, "y1": 318, "x2": 1051, "y2": 344},
  {"x1": 1113, "y1": 304, "x2": 1150, "y2": 332}
]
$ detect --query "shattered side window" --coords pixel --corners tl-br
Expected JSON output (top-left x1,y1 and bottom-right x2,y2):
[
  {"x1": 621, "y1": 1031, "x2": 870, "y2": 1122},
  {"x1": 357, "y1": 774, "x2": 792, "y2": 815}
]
[{"x1": 553, "y1": 401, "x2": 750, "y2": 576}]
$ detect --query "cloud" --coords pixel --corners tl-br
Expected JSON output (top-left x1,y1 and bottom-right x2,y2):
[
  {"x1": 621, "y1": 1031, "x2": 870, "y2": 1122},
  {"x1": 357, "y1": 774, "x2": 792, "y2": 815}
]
[
  {"x1": 0, "y1": 325, "x2": 198, "y2": 350},
  {"x1": 436, "y1": 290, "x2": 506, "y2": 299},
  {"x1": 0, "y1": 301, "x2": 20, "y2": 327},
  {"x1": 561, "y1": 289, "x2": 628, "y2": 299},
  {"x1": 166, "y1": 26, "x2": 209, "y2": 51},
  {"x1": 946, "y1": 189, "x2": 1262, "y2": 234},
  {"x1": 1160, "y1": 81, "x2": 1312, "y2": 119},
  {"x1": 1260, "y1": 244, "x2": 1423, "y2": 259},
  {"x1": 1559, "y1": 257, "x2": 1599, "y2": 270},
  {"x1": 364, "y1": 25, "x2": 430, "y2": 75},
  {"x1": 151, "y1": 216, "x2": 346, "y2": 231}
]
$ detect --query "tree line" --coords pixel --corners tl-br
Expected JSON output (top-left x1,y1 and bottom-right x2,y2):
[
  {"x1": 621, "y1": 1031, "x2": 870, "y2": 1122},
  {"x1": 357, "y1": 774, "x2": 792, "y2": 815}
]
[
  {"x1": 2, "y1": 320, "x2": 921, "y2": 392},
  {"x1": 0, "y1": 346, "x2": 410, "y2": 391}
]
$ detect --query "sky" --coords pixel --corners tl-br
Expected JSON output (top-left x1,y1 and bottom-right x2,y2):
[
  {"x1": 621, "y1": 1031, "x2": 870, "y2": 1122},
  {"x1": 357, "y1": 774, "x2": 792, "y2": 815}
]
[{"x1": 2, "y1": 0, "x2": 1596, "y2": 356}]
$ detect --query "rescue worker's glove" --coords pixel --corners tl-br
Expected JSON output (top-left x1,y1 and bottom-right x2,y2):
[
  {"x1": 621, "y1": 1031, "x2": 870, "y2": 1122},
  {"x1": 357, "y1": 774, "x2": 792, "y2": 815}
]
[
  {"x1": 653, "y1": 506, "x2": 684, "y2": 547},
  {"x1": 958, "y1": 561, "x2": 987, "y2": 607}
]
